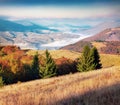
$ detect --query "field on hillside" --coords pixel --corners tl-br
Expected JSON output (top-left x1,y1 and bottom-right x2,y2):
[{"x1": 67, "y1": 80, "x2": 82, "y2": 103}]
[
  {"x1": 27, "y1": 50, "x2": 120, "y2": 68},
  {"x1": 0, "y1": 66, "x2": 120, "y2": 105},
  {"x1": 92, "y1": 42, "x2": 106, "y2": 51},
  {"x1": 27, "y1": 50, "x2": 80, "y2": 60},
  {"x1": 101, "y1": 54, "x2": 120, "y2": 68}
]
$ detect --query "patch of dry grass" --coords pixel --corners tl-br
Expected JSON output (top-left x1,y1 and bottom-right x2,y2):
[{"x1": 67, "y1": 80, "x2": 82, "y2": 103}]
[
  {"x1": 92, "y1": 41, "x2": 106, "y2": 51},
  {"x1": 101, "y1": 54, "x2": 120, "y2": 68},
  {"x1": 27, "y1": 49, "x2": 120, "y2": 68},
  {"x1": 27, "y1": 50, "x2": 80, "y2": 60},
  {"x1": 0, "y1": 66, "x2": 120, "y2": 105}
]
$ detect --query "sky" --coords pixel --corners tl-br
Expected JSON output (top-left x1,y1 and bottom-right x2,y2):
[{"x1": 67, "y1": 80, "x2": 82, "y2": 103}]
[
  {"x1": 0, "y1": 0, "x2": 120, "y2": 5},
  {"x1": 0, "y1": 0, "x2": 120, "y2": 19}
]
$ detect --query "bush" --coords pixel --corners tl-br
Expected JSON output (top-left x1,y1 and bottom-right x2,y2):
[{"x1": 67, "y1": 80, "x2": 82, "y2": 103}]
[
  {"x1": 0, "y1": 76, "x2": 4, "y2": 87},
  {"x1": 2, "y1": 69, "x2": 17, "y2": 84},
  {"x1": 0, "y1": 69, "x2": 4, "y2": 87},
  {"x1": 56, "y1": 57, "x2": 77, "y2": 75}
]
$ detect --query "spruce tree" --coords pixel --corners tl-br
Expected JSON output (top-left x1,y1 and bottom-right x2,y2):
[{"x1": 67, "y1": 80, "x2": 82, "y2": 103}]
[
  {"x1": 77, "y1": 45, "x2": 92, "y2": 72},
  {"x1": 90, "y1": 47, "x2": 102, "y2": 69},
  {"x1": 82, "y1": 45, "x2": 91, "y2": 60},
  {"x1": 39, "y1": 50, "x2": 56, "y2": 79},
  {"x1": 31, "y1": 52, "x2": 40, "y2": 79},
  {"x1": 77, "y1": 45, "x2": 102, "y2": 72}
]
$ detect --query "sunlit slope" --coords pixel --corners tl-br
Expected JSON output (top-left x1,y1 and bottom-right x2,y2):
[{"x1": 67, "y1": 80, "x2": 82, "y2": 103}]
[
  {"x1": 27, "y1": 50, "x2": 120, "y2": 68},
  {"x1": 0, "y1": 66, "x2": 120, "y2": 105},
  {"x1": 27, "y1": 50, "x2": 80, "y2": 60}
]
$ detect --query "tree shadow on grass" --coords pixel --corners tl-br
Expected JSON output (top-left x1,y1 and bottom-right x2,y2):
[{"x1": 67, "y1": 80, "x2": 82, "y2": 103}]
[{"x1": 54, "y1": 83, "x2": 120, "y2": 105}]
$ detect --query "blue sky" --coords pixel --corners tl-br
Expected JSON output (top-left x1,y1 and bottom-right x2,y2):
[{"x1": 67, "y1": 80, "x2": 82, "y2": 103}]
[
  {"x1": 0, "y1": 0, "x2": 120, "y2": 5},
  {"x1": 0, "y1": 0, "x2": 119, "y2": 19}
]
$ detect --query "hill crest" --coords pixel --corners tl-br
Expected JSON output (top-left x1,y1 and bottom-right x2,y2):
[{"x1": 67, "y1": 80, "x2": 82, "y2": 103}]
[
  {"x1": 83, "y1": 27, "x2": 120, "y2": 41},
  {"x1": 61, "y1": 27, "x2": 120, "y2": 54}
]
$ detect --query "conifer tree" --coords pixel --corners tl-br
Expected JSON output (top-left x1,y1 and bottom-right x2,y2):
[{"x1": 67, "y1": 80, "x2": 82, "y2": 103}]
[
  {"x1": 90, "y1": 47, "x2": 102, "y2": 69},
  {"x1": 77, "y1": 45, "x2": 102, "y2": 72},
  {"x1": 82, "y1": 45, "x2": 91, "y2": 60},
  {"x1": 39, "y1": 50, "x2": 56, "y2": 79},
  {"x1": 31, "y1": 52, "x2": 40, "y2": 79},
  {"x1": 77, "y1": 45, "x2": 92, "y2": 72}
]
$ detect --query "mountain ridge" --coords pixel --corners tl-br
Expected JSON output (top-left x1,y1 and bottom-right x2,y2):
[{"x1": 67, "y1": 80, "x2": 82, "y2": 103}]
[
  {"x1": 0, "y1": 19, "x2": 50, "y2": 32},
  {"x1": 61, "y1": 27, "x2": 120, "y2": 54},
  {"x1": 83, "y1": 27, "x2": 120, "y2": 41}
]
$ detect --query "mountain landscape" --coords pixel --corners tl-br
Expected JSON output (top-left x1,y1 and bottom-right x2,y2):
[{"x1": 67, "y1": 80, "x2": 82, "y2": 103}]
[
  {"x1": 0, "y1": 18, "x2": 120, "y2": 50},
  {"x1": 61, "y1": 27, "x2": 120, "y2": 54},
  {"x1": 0, "y1": 47, "x2": 120, "y2": 105},
  {"x1": 0, "y1": 0, "x2": 120, "y2": 105},
  {"x1": 0, "y1": 18, "x2": 86, "y2": 49}
]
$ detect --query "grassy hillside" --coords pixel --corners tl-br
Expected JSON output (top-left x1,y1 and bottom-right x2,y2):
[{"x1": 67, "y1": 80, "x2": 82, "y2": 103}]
[
  {"x1": 27, "y1": 50, "x2": 120, "y2": 68},
  {"x1": 0, "y1": 66, "x2": 120, "y2": 105},
  {"x1": 101, "y1": 54, "x2": 120, "y2": 68},
  {"x1": 91, "y1": 41, "x2": 106, "y2": 51},
  {"x1": 27, "y1": 50, "x2": 80, "y2": 60}
]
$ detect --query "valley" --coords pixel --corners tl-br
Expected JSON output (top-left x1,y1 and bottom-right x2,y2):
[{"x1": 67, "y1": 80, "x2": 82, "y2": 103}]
[{"x1": 0, "y1": 18, "x2": 120, "y2": 50}]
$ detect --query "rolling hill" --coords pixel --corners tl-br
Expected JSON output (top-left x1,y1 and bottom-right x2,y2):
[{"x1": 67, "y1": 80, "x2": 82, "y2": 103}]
[
  {"x1": 61, "y1": 27, "x2": 120, "y2": 53},
  {"x1": 83, "y1": 27, "x2": 120, "y2": 41},
  {"x1": 0, "y1": 66, "x2": 120, "y2": 105},
  {"x1": 27, "y1": 49, "x2": 120, "y2": 68},
  {"x1": 80, "y1": 21, "x2": 120, "y2": 36},
  {"x1": 0, "y1": 45, "x2": 120, "y2": 105}
]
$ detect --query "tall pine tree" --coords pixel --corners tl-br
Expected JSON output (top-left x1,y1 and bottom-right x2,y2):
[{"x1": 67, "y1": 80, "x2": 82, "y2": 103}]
[
  {"x1": 39, "y1": 50, "x2": 56, "y2": 79},
  {"x1": 77, "y1": 45, "x2": 92, "y2": 72},
  {"x1": 90, "y1": 47, "x2": 102, "y2": 69},
  {"x1": 31, "y1": 52, "x2": 40, "y2": 79}
]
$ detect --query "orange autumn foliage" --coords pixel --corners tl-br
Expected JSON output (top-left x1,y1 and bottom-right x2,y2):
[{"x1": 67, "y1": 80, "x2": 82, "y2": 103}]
[{"x1": 1, "y1": 45, "x2": 20, "y2": 55}]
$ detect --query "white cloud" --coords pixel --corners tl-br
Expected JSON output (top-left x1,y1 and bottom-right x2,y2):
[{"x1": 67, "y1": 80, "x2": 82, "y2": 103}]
[
  {"x1": 41, "y1": 35, "x2": 89, "y2": 47},
  {"x1": 0, "y1": 5, "x2": 118, "y2": 18}
]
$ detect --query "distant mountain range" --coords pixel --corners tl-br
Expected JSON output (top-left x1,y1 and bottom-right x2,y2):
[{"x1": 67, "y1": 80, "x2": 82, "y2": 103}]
[
  {"x1": 61, "y1": 27, "x2": 120, "y2": 53},
  {"x1": 0, "y1": 19, "x2": 58, "y2": 33},
  {"x1": 0, "y1": 18, "x2": 120, "y2": 49},
  {"x1": 0, "y1": 18, "x2": 81, "y2": 49},
  {"x1": 83, "y1": 27, "x2": 120, "y2": 41},
  {"x1": 79, "y1": 20, "x2": 120, "y2": 35}
]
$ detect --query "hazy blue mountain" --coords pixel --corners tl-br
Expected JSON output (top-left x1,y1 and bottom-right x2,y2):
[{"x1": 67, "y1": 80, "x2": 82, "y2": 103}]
[{"x1": 0, "y1": 19, "x2": 52, "y2": 32}]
